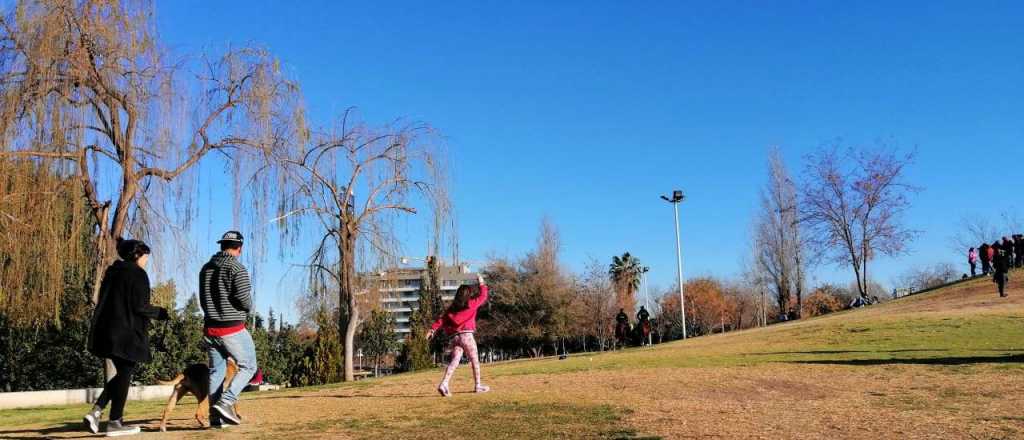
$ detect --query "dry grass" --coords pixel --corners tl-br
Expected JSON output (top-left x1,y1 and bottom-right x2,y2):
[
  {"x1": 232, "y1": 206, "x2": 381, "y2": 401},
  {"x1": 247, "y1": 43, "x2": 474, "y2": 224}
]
[{"x1": 2, "y1": 274, "x2": 1022, "y2": 439}]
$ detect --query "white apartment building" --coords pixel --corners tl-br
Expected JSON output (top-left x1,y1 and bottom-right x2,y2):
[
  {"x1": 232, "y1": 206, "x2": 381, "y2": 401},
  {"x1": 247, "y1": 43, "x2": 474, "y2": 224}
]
[{"x1": 375, "y1": 264, "x2": 478, "y2": 337}]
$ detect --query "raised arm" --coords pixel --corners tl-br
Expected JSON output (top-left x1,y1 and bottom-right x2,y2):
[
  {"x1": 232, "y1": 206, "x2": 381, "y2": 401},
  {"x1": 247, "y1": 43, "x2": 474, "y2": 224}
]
[{"x1": 469, "y1": 274, "x2": 488, "y2": 308}]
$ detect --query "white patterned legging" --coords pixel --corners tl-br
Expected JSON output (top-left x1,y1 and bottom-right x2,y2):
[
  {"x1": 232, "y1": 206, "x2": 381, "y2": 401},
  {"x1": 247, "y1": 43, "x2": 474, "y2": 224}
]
[{"x1": 440, "y1": 332, "x2": 482, "y2": 387}]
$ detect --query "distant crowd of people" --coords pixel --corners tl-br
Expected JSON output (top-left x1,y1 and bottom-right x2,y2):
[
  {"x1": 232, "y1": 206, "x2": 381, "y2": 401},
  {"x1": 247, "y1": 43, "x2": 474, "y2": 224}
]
[{"x1": 967, "y1": 234, "x2": 1022, "y2": 298}]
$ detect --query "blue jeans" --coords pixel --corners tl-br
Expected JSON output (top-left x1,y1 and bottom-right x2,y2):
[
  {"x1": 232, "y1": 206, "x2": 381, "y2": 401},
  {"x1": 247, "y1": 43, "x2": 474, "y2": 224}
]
[{"x1": 206, "y1": 329, "x2": 257, "y2": 407}]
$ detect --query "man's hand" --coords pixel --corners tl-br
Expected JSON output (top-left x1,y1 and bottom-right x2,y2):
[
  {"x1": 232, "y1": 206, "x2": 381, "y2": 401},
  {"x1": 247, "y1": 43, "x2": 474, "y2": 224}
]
[
  {"x1": 477, "y1": 273, "x2": 485, "y2": 285},
  {"x1": 427, "y1": 329, "x2": 435, "y2": 340}
]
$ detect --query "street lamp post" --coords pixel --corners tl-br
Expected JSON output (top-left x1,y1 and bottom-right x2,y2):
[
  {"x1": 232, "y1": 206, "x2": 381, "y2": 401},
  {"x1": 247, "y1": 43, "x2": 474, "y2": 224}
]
[{"x1": 660, "y1": 190, "x2": 687, "y2": 340}]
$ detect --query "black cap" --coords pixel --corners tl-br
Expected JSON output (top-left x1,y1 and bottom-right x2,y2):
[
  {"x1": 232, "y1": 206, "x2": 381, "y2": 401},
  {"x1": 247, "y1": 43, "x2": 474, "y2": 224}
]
[{"x1": 217, "y1": 230, "x2": 244, "y2": 245}]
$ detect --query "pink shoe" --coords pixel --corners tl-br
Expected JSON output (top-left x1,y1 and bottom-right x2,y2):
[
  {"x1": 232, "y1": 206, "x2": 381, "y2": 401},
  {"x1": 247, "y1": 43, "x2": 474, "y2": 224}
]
[
  {"x1": 437, "y1": 384, "x2": 451, "y2": 397},
  {"x1": 474, "y1": 384, "x2": 491, "y2": 393}
]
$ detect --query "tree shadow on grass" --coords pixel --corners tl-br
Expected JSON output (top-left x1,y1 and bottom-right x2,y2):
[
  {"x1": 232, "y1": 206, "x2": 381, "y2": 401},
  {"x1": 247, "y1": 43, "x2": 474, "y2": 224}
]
[
  {"x1": 790, "y1": 353, "x2": 1024, "y2": 366},
  {"x1": 755, "y1": 348, "x2": 1024, "y2": 356},
  {"x1": 0, "y1": 418, "x2": 206, "y2": 438},
  {"x1": 0, "y1": 422, "x2": 86, "y2": 439},
  {"x1": 255, "y1": 392, "x2": 437, "y2": 401},
  {"x1": 752, "y1": 349, "x2": 948, "y2": 355}
]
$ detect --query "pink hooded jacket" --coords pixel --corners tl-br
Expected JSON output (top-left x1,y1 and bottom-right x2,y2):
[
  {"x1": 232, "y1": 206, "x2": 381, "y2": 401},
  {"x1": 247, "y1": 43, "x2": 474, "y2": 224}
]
[{"x1": 431, "y1": 283, "x2": 489, "y2": 336}]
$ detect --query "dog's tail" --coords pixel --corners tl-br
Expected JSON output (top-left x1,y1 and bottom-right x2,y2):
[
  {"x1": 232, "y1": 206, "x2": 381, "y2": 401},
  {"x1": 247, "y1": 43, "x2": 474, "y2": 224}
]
[{"x1": 157, "y1": 373, "x2": 185, "y2": 386}]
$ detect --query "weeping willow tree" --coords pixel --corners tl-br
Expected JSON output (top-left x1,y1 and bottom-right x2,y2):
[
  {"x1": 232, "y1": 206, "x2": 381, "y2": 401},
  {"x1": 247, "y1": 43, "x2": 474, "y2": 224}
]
[
  {"x1": 0, "y1": 0, "x2": 302, "y2": 312},
  {"x1": 0, "y1": 158, "x2": 94, "y2": 327},
  {"x1": 277, "y1": 109, "x2": 449, "y2": 382}
]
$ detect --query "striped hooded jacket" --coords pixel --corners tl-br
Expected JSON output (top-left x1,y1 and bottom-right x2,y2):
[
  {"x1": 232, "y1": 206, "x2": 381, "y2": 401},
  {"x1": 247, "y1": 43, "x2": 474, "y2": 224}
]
[{"x1": 199, "y1": 252, "x2": 252, "y2": 328}]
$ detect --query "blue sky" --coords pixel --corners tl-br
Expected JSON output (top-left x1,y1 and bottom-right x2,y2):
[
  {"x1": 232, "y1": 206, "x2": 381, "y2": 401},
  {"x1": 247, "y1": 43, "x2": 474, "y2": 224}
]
[{"x1": 154, "y1": 1, "x2": 1024, "y2": 323}]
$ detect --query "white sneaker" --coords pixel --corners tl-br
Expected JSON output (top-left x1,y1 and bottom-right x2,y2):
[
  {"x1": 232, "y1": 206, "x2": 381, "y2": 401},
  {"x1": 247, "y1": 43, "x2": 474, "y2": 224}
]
[
  {"x1": 105, "y1": 420, "x2": 141, "y2": 437},
  {"x1": 437, "y1": 384, "x2": 451, "y2": 397},
  {"x1": 475, "y1": 384, "x2": 491, "y2": 393},
  {"x1": 82, "y1": 408, "x2": 101, "y2": 434}
]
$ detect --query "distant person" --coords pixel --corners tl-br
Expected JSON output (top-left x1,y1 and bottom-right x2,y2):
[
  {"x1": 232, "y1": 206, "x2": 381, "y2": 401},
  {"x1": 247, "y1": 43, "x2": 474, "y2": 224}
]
[
  {"x1": 968, "y1": 247, "x2": 978, "y2": 277},
  {"x1": 980, "y1": 242, "x2": 992, "y2": 275},
  {"x1": 636, "y1": 306, "x2": 651, "y2": 345},
  {"x1": 615, "y1": 308, "x2": 630, "y2": 347},
  {"x1": 1003, "y1": 237, "x2": 1015, "y2": 267},
  {"x1": 429, "y1": 274, "x2": 490, "y2": 396},
  {"x1": 993, "y1": 241, "x2": 1011, "y2": 297},
  {"x1": 616, "y1": 308, "x2": 629, "y2": 325},
  {"x1": 199, "y1": 231, "x2": 257, "y2": 427},
  {"x1": 1011, "y1": 233, "x2": 1019, "y2": 268},
  {"x1": 83, "y1": 238, "x2": 169, "y2": 436},
  {"x1": 635, "y1": 306, "x2": 650, "y2": 325}
]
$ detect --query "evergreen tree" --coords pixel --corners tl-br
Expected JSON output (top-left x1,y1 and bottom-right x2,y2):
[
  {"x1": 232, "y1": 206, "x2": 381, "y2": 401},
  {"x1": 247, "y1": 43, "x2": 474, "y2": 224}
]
[
  {"x1": 399, "y1": 256, "x2": 443, "y2": 371},
  {"x1": 307, "y1": 307, "x2": 342, "y2": 384},
  {"x1": 359, "y1": 310, "x2": 399, "y2": 376}
]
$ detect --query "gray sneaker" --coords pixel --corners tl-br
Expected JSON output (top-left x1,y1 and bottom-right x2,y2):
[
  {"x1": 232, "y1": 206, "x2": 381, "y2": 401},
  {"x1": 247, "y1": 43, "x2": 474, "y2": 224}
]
[
  {"x1": 212, "y1": 402, "x2": 241, "y2": 425},
  {"x1": 105, "y1": 420, "x2": 141, "y2": 437},
  {"x1": 82, "y1": 407, "x2": 101, "y2": 434}
]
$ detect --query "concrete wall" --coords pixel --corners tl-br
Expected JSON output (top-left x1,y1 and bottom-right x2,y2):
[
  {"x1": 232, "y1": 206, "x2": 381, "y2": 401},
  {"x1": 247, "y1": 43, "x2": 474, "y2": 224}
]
[{"x1": 0, "y1": 385, "x2": 173, "y2": 410}]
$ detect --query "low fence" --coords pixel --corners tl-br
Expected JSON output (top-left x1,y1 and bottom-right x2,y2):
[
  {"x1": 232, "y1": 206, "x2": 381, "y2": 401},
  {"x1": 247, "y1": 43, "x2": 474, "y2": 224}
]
[
  {"x1": 0, "y1": 384, "x2": 281, "y2": 410},
  {"x1": 0, "y1": 385, "x2": 173, "y2": 410}
]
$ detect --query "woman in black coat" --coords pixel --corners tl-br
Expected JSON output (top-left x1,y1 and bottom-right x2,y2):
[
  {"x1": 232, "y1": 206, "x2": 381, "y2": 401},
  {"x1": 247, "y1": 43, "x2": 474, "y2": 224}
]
[{"x1": 83, "y1": 238, "x2": 168, "y2": 436}]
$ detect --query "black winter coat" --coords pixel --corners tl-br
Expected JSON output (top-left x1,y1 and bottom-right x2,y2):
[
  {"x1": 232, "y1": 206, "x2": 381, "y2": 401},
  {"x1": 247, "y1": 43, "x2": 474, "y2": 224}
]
[
  {"x1": 993, "y1": 250, "x2": 1011, "y2": 274},
  {"x1": 88, "y1": 260, "x2": 167, "y2": 363}
]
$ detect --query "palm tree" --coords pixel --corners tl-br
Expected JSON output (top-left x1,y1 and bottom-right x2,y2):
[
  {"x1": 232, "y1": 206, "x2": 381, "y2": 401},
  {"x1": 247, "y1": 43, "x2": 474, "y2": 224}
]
[{"x1": 609, "y1": 253, "x2": 647, "y2": 312}]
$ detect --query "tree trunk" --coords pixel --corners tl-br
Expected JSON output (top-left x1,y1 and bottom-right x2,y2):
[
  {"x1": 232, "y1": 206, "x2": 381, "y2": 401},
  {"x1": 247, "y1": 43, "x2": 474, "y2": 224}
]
[
  {"x1": 339, "y1": 229, "x2": 358, "y2": 382},
  {"x1": 794, "y1": 252, "x2": 804, "y2": 319}
]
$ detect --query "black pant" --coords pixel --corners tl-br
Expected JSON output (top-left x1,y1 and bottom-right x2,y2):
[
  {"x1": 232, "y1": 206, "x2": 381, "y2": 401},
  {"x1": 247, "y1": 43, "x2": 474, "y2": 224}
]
[
  {"x1": 970, "y1": 262, "x2": 977, "y2": 277},
  {"x1": 995, "y1": 273, "x2": 1008, "y2": 297},
  {"x1": 94, "y1": 357, "x2": 137, "y2": 421},
  {"x1": 982, "y1": 260, "x2": 991, "y2": 274}
]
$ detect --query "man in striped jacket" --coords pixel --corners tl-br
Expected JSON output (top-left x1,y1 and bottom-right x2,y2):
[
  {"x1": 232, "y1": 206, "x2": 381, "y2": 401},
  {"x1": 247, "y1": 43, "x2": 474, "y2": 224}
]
[{"x1": 199, "y1": 230, "x2": 256, "y2": 426}]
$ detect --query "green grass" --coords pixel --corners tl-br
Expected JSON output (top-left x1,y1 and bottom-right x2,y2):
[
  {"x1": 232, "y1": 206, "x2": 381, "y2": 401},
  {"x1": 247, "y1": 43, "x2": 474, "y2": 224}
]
[
  {"x1": 486, "y1": 313, "x2": 1024, "y2": 377},
  {"x1": 1, "y1": 279, "x2": 1022, "y2": 439}
]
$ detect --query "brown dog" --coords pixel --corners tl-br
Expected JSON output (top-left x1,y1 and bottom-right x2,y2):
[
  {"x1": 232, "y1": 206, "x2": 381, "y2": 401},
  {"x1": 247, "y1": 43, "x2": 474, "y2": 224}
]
[{"x1": 158, "y1": 358, "x2": 241, "y2": 431}]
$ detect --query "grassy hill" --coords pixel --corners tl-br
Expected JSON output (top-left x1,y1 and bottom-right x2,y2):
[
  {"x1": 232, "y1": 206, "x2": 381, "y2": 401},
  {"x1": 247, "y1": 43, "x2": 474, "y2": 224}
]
[{"x1": 2, "y1": 274, "x2": 1022, "y2": 439}]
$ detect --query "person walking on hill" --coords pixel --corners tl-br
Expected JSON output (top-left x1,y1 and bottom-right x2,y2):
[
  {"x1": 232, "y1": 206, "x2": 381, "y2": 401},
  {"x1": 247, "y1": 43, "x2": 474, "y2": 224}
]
[
  {"x1": 968, "y1": 247, "x2": 978, "y2": 277},
  {"x1": 1003, "y1": 237, "x2": 1015, "y2": 267},
  {"x1": 993, "y1": 241, "x2": 1011, "y2": 298},
  {"x1": 1011, "y1": 233, "x2": 1019, "y2": 268},
  {"x1": 199, "y1": 231, "x2": 257, "y2": 427},
  {"x1": 429, "y1": 274, "x2": 490, "y2": 397},
  {"x1": 980, "y1": 242, "x2": 992, "y2": 275},
  {"x1": 83, "y1": 238, "x2": 169, "y2": 437}
]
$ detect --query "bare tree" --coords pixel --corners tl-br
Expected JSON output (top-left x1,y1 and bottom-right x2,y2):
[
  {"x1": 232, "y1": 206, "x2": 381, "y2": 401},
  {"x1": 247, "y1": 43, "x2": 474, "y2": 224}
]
[
  {"x1": 949, "y1": 215, "x2": 1001, "y2": 253},
  {"x1": 894, "y1": 262, "x2": 959, "y2": 293},
  {"x1": 575, "y1": 259, "x2": 616, "y2": 351},
  {"x1": 950, "y1": 209, "x2": 1022, "y2": 254},
  {"x1": 753, "y1": 148, "x2": 806, "y2": 317},
  {"x1": 279, "y1": 110, "x2": 447, "y2": 382},
  {"x1": 800, "y1": 146, "x2": 919, "y2": 298},
  {"x1": 0, "y1": 0, "x2": 299, "y2": 304}
]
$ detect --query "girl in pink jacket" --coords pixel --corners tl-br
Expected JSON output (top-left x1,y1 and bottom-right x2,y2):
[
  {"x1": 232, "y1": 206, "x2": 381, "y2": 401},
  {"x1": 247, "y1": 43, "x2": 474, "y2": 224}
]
[{"x1": 428, "y1": 274, "x2": 489, "y2": 396}]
